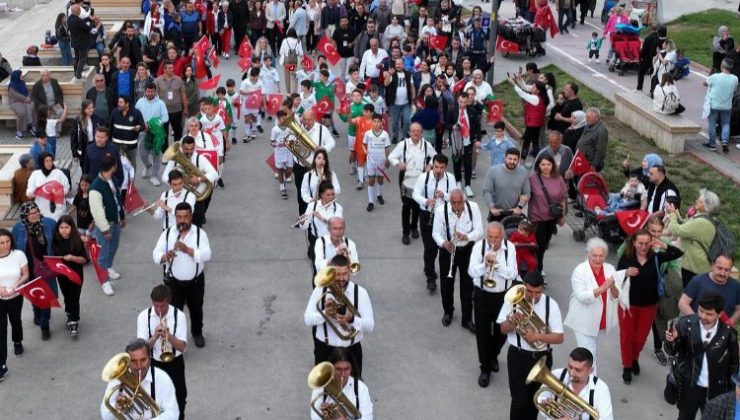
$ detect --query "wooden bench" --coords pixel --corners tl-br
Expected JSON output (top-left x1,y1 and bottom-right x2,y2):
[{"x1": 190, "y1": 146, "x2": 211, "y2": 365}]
[
  {"x1": 94, "y1": 0, "x2": 142, "y2": 22},
  {"x1": 614, "y1": 91, "x2": 701, "y2": 154},
  {"x1": 37, "y1": 21, "x2": 123, "y2": 64}
]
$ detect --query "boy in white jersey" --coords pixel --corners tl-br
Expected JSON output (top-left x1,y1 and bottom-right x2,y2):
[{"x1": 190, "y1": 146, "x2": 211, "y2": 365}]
[
  {"x1": 271, "y1": 109, "x2": 294, "y2": 198},
  {"x1": 362, "y1": 113, "x2": 391, "y2": 211},
  {"x1": 224, "y1": 79, "x2": 240, "y2": 145},
  {"x1": 364, "y1": 84, "x2": 387, "y2": 115},
  {"x1": 239, "y1": 67, "x2": 263, "y2": 143},
  {"x1": 259, "y1": 56, "x2": 281, "y2": 128},
  {"x1": 346, "y1": 66, "x2": 362, "y2": 94},
  {"x1": 199, "y1": 98, "x2": 228, "y2": 188},
  {"x1": 299, "y1": 80, "x2": 317, "y2": 117}
]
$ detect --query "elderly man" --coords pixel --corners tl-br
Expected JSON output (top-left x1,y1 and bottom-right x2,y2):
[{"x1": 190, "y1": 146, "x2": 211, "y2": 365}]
[
  {"x1": 536, "y1": 131, "x2": 573, "y2": 177},
  {"x1": 314, "y1": 217, "x2": 359, "y2": 273},
  {"x1": 359, "y1": 38, "x2": 389, "y2": 89},
  {"x1": 86, "y1": 74, "x2": 116, "y2": 124},
  {"x1": 136, "y1": 83, "x2": 169, "y2": 185},
  {"x1": 482, "y1": 148, "x2": 530, "y2": 222},
  {"x1": 575, "y1": 107, "x2": 608, "y2": 172},
  {"x1": 67, "y1": 4, "x2": 100, "y2": 81},
  {"x1": 30, "y1": 70, "x2": 64, "y2": 116}
]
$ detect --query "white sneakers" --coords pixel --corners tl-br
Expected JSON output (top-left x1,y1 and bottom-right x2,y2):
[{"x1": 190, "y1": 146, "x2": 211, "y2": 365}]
[
  {"x1": 150, "y1": 177, "x2": 161, "y2": 187},
  {"x1": 465, "y1": 186, "x2": 474, "y2": 197},
  {"x1": 108, "y1": 268, "x2": 121, "y2": 280},
  {"x1": 101, "y1": 281, "x2": 114, "y2": 296}
]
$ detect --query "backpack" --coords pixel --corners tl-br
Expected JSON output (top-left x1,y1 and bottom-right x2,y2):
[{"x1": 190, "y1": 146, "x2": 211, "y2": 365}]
[
  {"x1": 285, "y1": 40, "x2": 299, "y2": 66},
  {"x1": 659, "y1": 87, "x2": 680, "y2": 113},
  {"x1": 699, "y1": 215, "x2": 736, "y2": 262}
]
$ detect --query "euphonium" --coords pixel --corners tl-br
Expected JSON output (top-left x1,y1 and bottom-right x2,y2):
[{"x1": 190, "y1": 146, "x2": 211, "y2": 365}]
[
  {"x1": 159, "y1": 317, "x2": 175, "y2": 363},
  {"x1": 314, "y1": 266, "x2": 360, "y2": 340},
  {"x1": 161, "y1": 141, "x2": 213, "y2": 201},
  {"x1": 279, "y1": 112, "x2": 318, "y2": 168},
  {"x1": 308, "y1": 362, "x2": 362, "y2": 419},
  {"x1": 101, "y1": 353, "x2": 161, "y2": 420},
  {"x1": 526, "y1": 357, "x2": 600, "y2": 420},
  {"x1": 505, "y1": 285, "x2": 549, "y2": 351},
  {"x1": 483, "y1": 251, "x2": 499, "y2": 289}
]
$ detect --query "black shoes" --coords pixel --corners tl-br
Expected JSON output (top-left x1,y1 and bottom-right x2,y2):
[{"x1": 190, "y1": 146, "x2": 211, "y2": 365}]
[
  {"x1": 410, "y1": 229, "x2": 419, "y2": 239},
  {"x1": 632, "y1": 360, "x2": 640, "y2": 376},
  {"x1": 722, "y1": 144, "x2": 729, "y2": 153},
  {"x1": 217, "y1": 179, "x2": 225, "y2": 189},
  {"x1": 492, "y1": 360, "x2": 499, "y2": 373},
  {"x1": 402, "y1": 235, "x2": 410, "y2": 245},
  {"x1": 331, "y1": 129, "x2": 340, "y2": 137},
  {"x1": 426, "y1": 279, "x2": 437, "y2": 293},
  {"x1": 377, "y1": 195, "x2": 385, "y2": 205},
  {"x1": 257, "y1": 125, "x2": 264, "y2": 133},
  {"x1": 366, "y1": 203, "x2": 374, "y2": 212},
  {"x1": 14, "y1": 342, "x2": 23, "y2": 357},
  {"x1": 478, "y1": 370, "x2": 491, "y2": 387},
  {"x1": 0, "y1": 365, "x2": 7, "y2": 382},
  {"x1": 462, "y1": 320, "x2": 476, "y2": 334},
  {"x1": 41, "y1": 329, "x2": 51, "y2": 341},
  {"x1": 194, "y1": 335, "x2": 206, "y2": 348},
  {"x1": 622, "y1": 367, "x2": 632, "y2": 384},
  {"x1": 442, "y1": 313, "x2": 452, "y2": 326},
  {"x1": 33, "y1": 313, "x2": 41, "y2": 326}
]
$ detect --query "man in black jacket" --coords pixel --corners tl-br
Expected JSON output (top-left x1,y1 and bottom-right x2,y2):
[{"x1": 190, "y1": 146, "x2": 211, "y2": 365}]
[
  {"x1": 85, "y1": 75, "x2": 116, "y2": 124},
  {"x1": 67, "y1": 4, "x2": 100, "y2": 80},
  {"x1": 115, "y1": 24, "x2": 144, "y2": 67},
  {"x1": 642, "y1": 165, "x2": 680, "y2": 214},
  {"x1": 637, "y1": 23, "x2": 661, "y2": 92},
  {"x1": 332, "y1": 16, "x2": 356, "y2": 78},
  {"x1": 445, "y1": 91, "x2": 481, "y2": 197},
  {"x1": 664, "y1": 293, "x2": 739, "y2": 420},
  {"x1": 384, "y1": 58, "x2": 415, "y2": 144},
  {"x1": 231, "y1": 0, "x2": 248, "y2": 53}
]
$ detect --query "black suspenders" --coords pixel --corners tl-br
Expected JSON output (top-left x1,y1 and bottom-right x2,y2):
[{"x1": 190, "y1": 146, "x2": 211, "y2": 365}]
[{"x1": 147, "y1": 307, "x2": 179, "y2": 350}]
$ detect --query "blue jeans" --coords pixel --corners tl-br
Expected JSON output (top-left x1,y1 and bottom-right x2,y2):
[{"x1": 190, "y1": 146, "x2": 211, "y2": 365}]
[
  {"x1": 605, "y1": 193, "x2": 639, "y2": 212},
  {"x1": 389, "y1": 103, "x2": 410, "y2": 142},
  {"x1": 92, "y1": 223, "x2": 121, "y2": 282},
  {"x1": 707, "y1": 108, "x2": 732, "y2": 146},
  {"x1": 32, "y1": 276, "x2": 58, "y2": 330},
  {"x1": 58, "y1": 40, "x2": 72, "y2": 66}
]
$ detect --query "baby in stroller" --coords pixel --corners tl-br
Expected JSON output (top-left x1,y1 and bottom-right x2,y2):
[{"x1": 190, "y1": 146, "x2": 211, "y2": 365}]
[
  {"x1": 596, "y1": 175, "x2": 646, "y2": 214},
  {"x1": 508, "y1": 218, "x2": 539, "y2": 277}
]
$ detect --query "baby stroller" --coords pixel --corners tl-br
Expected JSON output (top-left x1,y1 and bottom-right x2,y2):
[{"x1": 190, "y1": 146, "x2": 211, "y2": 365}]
[
  {"x1": 609, "y1": 32, "x2": 641, "y2": 76},
  {"x1": 568, "y1": 172, "x2": 625, "y2": 243},
  {"x1": 501, "y1": 214, "x2": 538, "y2": 277}
]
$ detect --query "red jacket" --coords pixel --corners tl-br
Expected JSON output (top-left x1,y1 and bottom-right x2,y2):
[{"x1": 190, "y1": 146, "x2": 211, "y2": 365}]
[
  {"x1": 509, "y1": 230, "x2": 538, "y2": 273},
  {"x1": 522, "y1": 97, "x2": 546, "y2": 128}
]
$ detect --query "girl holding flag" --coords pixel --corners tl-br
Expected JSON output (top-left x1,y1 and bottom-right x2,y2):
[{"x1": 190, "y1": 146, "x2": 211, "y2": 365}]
[
  {"x1": 26, "y1": 153, "x2": 70, "y2": 221},
  {"x1": 52, "y1": 215, "x2": 88, "y2": 337},
  {"x1": 0, "y1": 228, "x2": 29, "y2": 379}
]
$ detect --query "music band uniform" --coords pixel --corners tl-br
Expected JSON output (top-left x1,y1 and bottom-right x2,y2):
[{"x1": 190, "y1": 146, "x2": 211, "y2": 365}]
[
  {"x1": 153, "y1": 188, "x2": 196, "y2": 231},
  {"x1": 537, "y1": 368, "x2": 614, "y2": 420},
  {"x1": 388, "y1": 137, "x2": 436, "y2": 239},
  {"x1": 161, "y1": 150, "x2": 219, "y2": 228},
  {"x1": 314, "y1": 235, "x2": 359, "y2": 273},
  {"x1": 100, "y1": 363, "x2": 179, "y2": 420},
  {"x1": 309, "y1": 375, "x2": 374, "y2": 420},
  {"x1": 293, "y1": 122, "x2": 336, "y2": 215}
]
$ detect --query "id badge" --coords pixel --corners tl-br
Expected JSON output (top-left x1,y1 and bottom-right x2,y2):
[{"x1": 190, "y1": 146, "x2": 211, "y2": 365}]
[
  {"x1": 167, "y1": 91, "x2": 174, "y2": 101},
  {"x1": 343, "y1": 41, "x2": 348, "y2": 47}
]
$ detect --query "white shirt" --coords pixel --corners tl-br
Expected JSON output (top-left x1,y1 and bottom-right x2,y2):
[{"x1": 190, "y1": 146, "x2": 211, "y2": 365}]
[
  {"x1": 299, "y1": 200, "x2": 344, "y2": 237},
  {"x1": 278, "y1": 37, "x2": 304, "y2": 66},
  {"x1": 309, "y1": 377, "x2": 374, "y2": 420},
  {"x1": 388, "y1": 138, "x2": 436, "y2": 172},
  {"x1": 314, "y1": 235, "x2": 359, "y2": 272},
  {"x1": 26, "y1": 168, "x2": 70, "y2": 221},
  {"x1": 259, "y1": 65, "x2": 281, "y2": 94},
  {"x1": 297, "y1": 123, "x2": 336, "y2": 167},
  {"x1": 301, "y1": 170, "x2": 341, "y2": 205},
  {"x1": 199, "y1": 114, "x2": 226, "y2": 156},
  {"x1": 468, "y1": 239, "x2": 519, "y2": 291},
  {"x1": 359, "y1": 48, "x2": 389, "y2": 79},
  {"x1": 304, "y1": 280, "x2": 374, "y2": 347},
  {"x1": 161, "y1": 151, "x2": 220, "y2": 193},
  {"x1": 100, "y1": 366, "x2": 179, "y2": 420},
  {"x1": 431, "y1": 200, "x2": 484, "y2": 248},
  {"x1": 394, "y1": 73, "x2": 409, "y2": 105},
  {"x1": 0, "y1": 250, "x2": 27, "y2": 300},
  {"x1": 152, "y1": 188, "x2": 196, "y2": 230},
  {"x1": 496, "y1": 294, "x2": 564, "y2": 351},
  {"x1": 412, "y1": 171, "x2": 456, "y2": 212},
  {"x1": 537, "y1": 369, "x2": 614, "y2": 420},
  {"x1": 188, "y1": 130, "x2": 216, "y2": 152},
  {"x1": 137, "y1": 305, "x2": 188, "y2": 362},
  {"x1": 698, "y1": 321, "x2": 719, "y2": 387},
  {"x1": 464, "y1": 80, "x2": 494, "y2": 103},
  {"x1": 152, "y1": 225, "x2": 212, "y2": 280}
]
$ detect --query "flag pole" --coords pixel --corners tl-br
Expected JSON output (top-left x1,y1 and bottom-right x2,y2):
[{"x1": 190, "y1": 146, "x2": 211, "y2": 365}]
[{"x1": 486, "y1": 0, "x2": 502, "y2": 87}]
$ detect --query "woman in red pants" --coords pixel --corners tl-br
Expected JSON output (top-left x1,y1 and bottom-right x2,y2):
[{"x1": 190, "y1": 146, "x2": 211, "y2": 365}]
[{"x1": 617, "y1": 229, "x2": 682, "y2": 385}]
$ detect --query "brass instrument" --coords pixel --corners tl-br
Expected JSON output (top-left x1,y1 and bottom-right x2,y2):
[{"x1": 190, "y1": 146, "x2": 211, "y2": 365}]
[
  {"x1": 159, "y1": 317, "x2": 175, "y2": 363},
  {"x1": 101, "y1": 353, "x2": 161, "y2": 420},
  {"x1": 161, "y1": 141, "x2": 213, "y2": 201},
  {"x1": 483, "y1": 250, "x2": 499, "y2": 289},
  {"x1": 337, "y1": 241, "x2": 361, "y2": 274},
  {"x1": 314, "y1": 266, "x2": 360, "y2": 340},
  {"x1": 280, "y1": 112, "x2": 318, "y2": 168},
  {"x1": 527, "y1": 357, "x2": 600, "y2": 420},
  {"x1": 308, "y1": 362, "x2": 362, "y2": 419},
  {"x1": 505, "y1": 285, "x2": 549, "y2": 351}
]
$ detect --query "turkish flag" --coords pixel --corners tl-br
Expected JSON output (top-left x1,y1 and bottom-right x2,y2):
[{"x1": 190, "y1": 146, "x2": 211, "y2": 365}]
[
  {"x1": 338, "y1": 98, "x2": 351, "y2": 116},
  {"x1": 238, "y1": 37, "x2": 253, "y2": 58},
  {"x1": 245, "y1": 89, "x2": 262, "y2": 109},
  {"x1": 496, "y1": 37, "x2": 520, "y2": 54},
  {"x1": 452, "y1": 78, "x2": 467, "y2": 94},
  {"x1": 317, "y1": 36, "x2": 341, "y2": 65},
  {"x1": 333, "y1": 78, "x2": 347, "y2": 98},
  {"x1": 535, "y1": 5, "x2": 559, "y2": 38},
  {"x1": 193, "y1": 35, "x2": 210, "y2": 58},
  {"x1": 195, "y1": 54, "x2": 208, "y2": 79},
  {"x1": 85, "y1": 239, "x2": 109, "y2": 285},
  {"x1": 312, "y1": 97, "x2": 334, "y2": 120},
  {"x1": 17, "y1": 277, "x2": 60, "y2": 309},
  {"x1": 568, "y1": 149, "x2": 594, "y2": 176},
  {"x1": 265, "y1": 153, "x2": 277, "y2": 173},
  {"x1": 198, "y1": 74, "x2": 221, "y2": 90},
  {"x1": 34, "y1": 180, "x2": 65, "y2": 205},
  {"x1": 265, "y1": 93, "x2": 283, "y2": 116},
  {"x1": 458, "y1": 109, "x2": 470, "y2": 138},
  {"x1": 486, "y1": 100, "x2": 504, "y2": 123},
  {"x1": 615, "y1": 210, "x2": 650, "y2": 236},
  {"x1": 275, "y1": 20, "x2": 284, "y2": 35},
  {"x1": 208, "y1": 48, "x2": 220, "y2": 69},
  {"x1": 428, "y1": 35, "x2": 448, "y2": 51},
  {"x1": 284, "y1": 63, "x2": 296, "y2": 72},
  {"x1": 195, "y1": 149, "x2": 219, "y2": 170},
  {"x1": 237, "y1": 57, "x2": 251, "y2": 72},
  {"x1": 302, "y1": 55, "x2": 314, "y2": 72},
  {"x1": 362, "y1": 78, "x2": 373, "y2": 92},
  {"x1": 123, "y1": 180, "x2": 146, "y2": 214},
  {"x1": 43, "y1": 256, "x2": 82, "y2": 285}
]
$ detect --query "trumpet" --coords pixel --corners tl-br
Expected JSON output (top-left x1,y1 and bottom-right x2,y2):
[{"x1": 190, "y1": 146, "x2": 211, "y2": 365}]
[
  {"x1": 483, "y1": 251, "x2": 499, "y2": 289},
  {"x1": 132, "y1": 202, "x2": 158, "y2": 216},
  {"x1": 308, "y1": 362, "x2": 362, "y2": 419},
  {"x1": 527, "y1": 357, "x2": 600, "y2": 419},
  {"x1": 314, "y1": 266, "x2": 360, "y2": 340},
  {"x1": 337, "y1": 242, "x2": 361, "y2": 274},
  {"x1": 505, "y1": 285, "x2": 550, "y2": 351},
  {"x1": 159, "y1": 317, "x2": 174, "y2": 363}
]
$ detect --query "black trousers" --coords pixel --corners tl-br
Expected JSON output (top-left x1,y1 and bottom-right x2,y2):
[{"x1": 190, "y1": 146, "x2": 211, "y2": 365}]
[
  {"x1": 419, "y1": 211, "x2": 438, "y2": 280},
  {"x1": 521, "y1": 126, "x2": 541, "y2": 157},
  {"x1": 293, "y1": 164, "x2": 309, "y2": 215},
  {"x1": 474, "y1": 287, "x2": 507, "y2": 372},
  {"x1": 678, "y1": 385, "x2": 707, "y2": 420},
  {"x1": 681, "y1": 268, "x2": 697, "y2": 288},
  {"x1": 534, "y1": 219, "x2": 557, "y2": 272},
  {"x1": 508, "y1": 346, "x2": 553, "y2": 420},
  {"x1": 0, "y1": 295, "x2": 23, "y2": 366},
  {"x1": 153, "y1": 355, "x2": 187, "y2": 420},
  {"x1": 210, "y1": 33, "x2": 223, "y2": 55},
  {"x1": 73, "y1": 47, "x2": 88, "y2": 79},
  {"x1": 193, "y1": 193, "x2": 212, "y2": 227},
  {"x1": 163, "y1": 111, "x2": 184, "y2": 153},
  {"x1": 308, "y1": 231, "x2": 318, "y2": 285},
  {"x1": 434, "y1": 127, "x2": 445, "y2": 153},
  {"x1": 57, "y1": 277, "x2": 82, "y2": 321},
  {"x1": 400, "y1": 196, "x2": 419, "y2": 235},
  {"x1": 636, "y1": 60, "x2": 651, "y2": 90},
  {"x1": 306, "y1": 23, "x2": 317, "y2": 52},
  {"x1": 182, "y1": 32, "x2": 197, "y2": 53},
  {"x1": 438, "y1": 243, "x2": 474, "y2": 322},
  {"x1": 452, "y1": 145, "x2": 473, "y2": 187},
  {"x1": 268, "y1": 27, "x2": 283, "y2": 57},
  {"x1": 313, "y1": 335, "x2": 364, "y2": 377},
  {"x1": 166, "y1": 272, "x2": 205, "y2": 336}
]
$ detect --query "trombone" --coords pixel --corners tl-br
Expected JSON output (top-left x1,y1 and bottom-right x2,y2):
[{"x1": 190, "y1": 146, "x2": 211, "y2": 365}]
[
  {"x1": 308, "y1": 362, "x2": 362, "y2": 419},
  {"x1": 159, "y1": 317, "x2": 175, "y2": 363},
  {"x1": 314, "y1": 266, "x2": 360, "y2": 340},
  {"x1": 527, "y1": 357, "x2": 600, "y2": 419}
]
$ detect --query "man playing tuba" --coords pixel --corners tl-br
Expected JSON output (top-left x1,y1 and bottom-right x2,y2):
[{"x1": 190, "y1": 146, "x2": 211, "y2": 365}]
[{"x1": 308, "y1": 348, "x2": 374, "y2": 420}]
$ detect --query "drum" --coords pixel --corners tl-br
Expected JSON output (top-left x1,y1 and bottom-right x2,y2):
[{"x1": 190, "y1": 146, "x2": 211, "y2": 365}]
[{"x1": 402, "y1": 170, "x2": 422, "y2": 198}]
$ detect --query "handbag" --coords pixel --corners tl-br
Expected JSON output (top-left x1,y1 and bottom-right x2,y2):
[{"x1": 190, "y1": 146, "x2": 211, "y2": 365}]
[{"x1": 537, "y1": 173, "x2": 563, "y2": 218}]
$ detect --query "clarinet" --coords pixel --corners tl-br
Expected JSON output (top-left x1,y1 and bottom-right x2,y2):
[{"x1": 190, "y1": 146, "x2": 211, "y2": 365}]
[
  {"x1": 446, "y1": 218, "x2": 459, "y2": 279},
  {"x1": 166, "y1": 223, "x2": 185, "y2": 279}
]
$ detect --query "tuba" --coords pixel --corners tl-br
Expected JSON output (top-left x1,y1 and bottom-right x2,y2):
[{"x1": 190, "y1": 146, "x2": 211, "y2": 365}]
[
  {"x1": 504, "y1": 285, "x2": 549, "y2": 351},
  {"x1": 161, "y1": 141, "x2": 213, "y2": 201},
  {"x1": 101, "y1": 353, "x2": 161, "y2": 420},
  {"x1": 527, "y1": 357, "x2": 600, "y2": 420},
  {"x1": 279, "y1": 112, "x2": 318, "y2": 168},
  {"x1": 314, "y1": 266, "x2": 360, "y2": 340},
  {"x1": 159, "y1": 317, "x2": 175, "y2": 363},
  {"x1": 308, "y1": 362, "x2": 362, "y2": 419}
]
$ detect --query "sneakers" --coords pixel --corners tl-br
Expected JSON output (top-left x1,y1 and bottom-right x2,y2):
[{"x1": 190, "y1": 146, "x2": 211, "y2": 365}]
[
  {"x1": 355, "y1": 181, "x2": 364, "y2": 190},
  {"x1": 722, "y1": 144, "x2": 729, "y2": 153},
  {"x1": 285, "y1": 176, "x2": 293, "y2": 183},
  {"x1": 15, "y1": 131, "x2": 24, "y2": 139},
  {"x1": 242, "y1": 136, "x2": 251, "y2": 143},
  {"x1": 366, "y1": 203, "x2": 374, "y2": 212},
  {"x1": 217, "y1": 179, "x2": 225, "y2": 189},
  {"x1": 108, "y1": 268, "x2": 121, "y2": 280},
  {"x1": 280, "y1": 189, "x2": 288, "y2": 199},
  {"x1": 101, "y1": 281, "x2": 115, "y2": 296},
  {"x1": 652, "y1": 348, "x2": 668, "y2": 366},
  {"x1": 703, "y1": 142, "x2": 717, "y2": 151},
  {"x1": 14, "y1": 342, "x2": 23, "y2": 357},
  {"x1": 0, "y1": 365, "x2": 6, "y2": 382},
  {"x1": 595, "y1": 58, "x2": 600, "y2": 63},
  {"x1": 377, "y1": 195, "x2": 385, "y2": 205},
  {"x1": 41, "y1": 329, "x2": 51, "y2": 341},
  {"x1": 331, "y1": 129, "x2": 340, "y2": 137},
  {"x1": 257, "y1": 125, "x2": 264, "y2": 133},
  {"x1": 69, "y1": 322, "x2": 79, "y2": 336},
  {"x1": 224, "y1": 52, "x2": 229, "y2": 59},
  {"x1": 464, "y1": 186, "x2": 474, "y2": 197},
  {"x1": 588, "y1": 58, "x2": 592, "y2": 63},
  {"x1": 150, "y1": 177, "x2": 161, "y2": 187},
  {"x1": 736, "y1": 144, "x2": 740, "y2": 150}
]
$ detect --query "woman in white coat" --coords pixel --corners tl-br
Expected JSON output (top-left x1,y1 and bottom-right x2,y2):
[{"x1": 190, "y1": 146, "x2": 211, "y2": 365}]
[
  {"x1": 26, "y1": 152, "x2": 70, "y2": 221},
  {"x1": 563, "y1": 237, "x2": 621, "y2": 371}
]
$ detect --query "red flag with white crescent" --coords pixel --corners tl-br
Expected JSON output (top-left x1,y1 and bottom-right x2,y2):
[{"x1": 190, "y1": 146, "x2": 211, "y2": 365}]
[
  {"x1": 16, "y1": 277, "x2": 60, "y2": 309},
  {"x1": 428, "y1": 35, "x2": 448, "y2": 51},
  {"x1": 317, "y1": 36, "x2": 341, "y2": 65},
  {"x1": 338, "y1": 97, "x2": 351, "y2": 116},
  {"x1": 266, "y1": 93, "x2": 283, "y2": 116},
  {"x1": 198, "y1": 74, "x2": 221, "y2": 91},
  {"x1": 238, "y1": 37, "x2": 253, "y2": 58},
  {"x1": 123, "y1": 180, "x2": 146, "y2": 214},
  {"x1": 568, "y1": 149, "x2": 594, "y2": 176},
  {"x1": 615, "y1": 210, "x2": 650, "y2": 236},
  {"x1": 237, "y1": 57, "x2": 251, "y2": 72},
  {"x1": 195, "y1": 149, "x2": 219, "y2": 170},
  {"x1": 302, "y1": 55, "x2": 315, "y2": 72},
  {"x1": 34, "y1": 180, "x2": 65, "y2": 205},
  {"x1": 85, "y1": 239, "x2": 109, "y2": 285},
  {"x1": 486, "y1": 100, "x2": 504, "y2": 123},
  {"x1": 208, "y1": 48, "x2": 220, "y2": 69},
  {"x1": 496, "y1": 37, "x2": 520, "y2": 54},
  {"x1": 193, "y1": 35, "x2": 210, "y2": 58},
  {"x1": 195, "y1": 54, "x2": 208, "y2": 79},
  {"x1": 43, "y1": 256, "x2": 82, "y2": 285},
  {"x1": 333, "y1": 77, "x2": 347, "y2": 98},
  {"x1": 245, "y1": 89, "x2": 262, "y2": 109},
  {"x1": 312, "y1": 97, "x2": 334, "y2": 120},
  {"x1": 452, "y1": 78, "x2": 467, "y2": 95}
]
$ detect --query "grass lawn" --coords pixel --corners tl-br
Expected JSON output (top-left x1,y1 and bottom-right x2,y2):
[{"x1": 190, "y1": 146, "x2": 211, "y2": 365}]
[
  {"x1": 651, "y1": 9, "x2": 738, "y2": 69},
  {"x1": 495, "y1": 64, "x2": 740, "y2": 258}
]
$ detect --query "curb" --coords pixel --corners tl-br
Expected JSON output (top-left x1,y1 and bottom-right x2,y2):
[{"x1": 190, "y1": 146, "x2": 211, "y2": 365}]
[{"x1": 687, "y1": 148, "x2": 740, "y2": 186}]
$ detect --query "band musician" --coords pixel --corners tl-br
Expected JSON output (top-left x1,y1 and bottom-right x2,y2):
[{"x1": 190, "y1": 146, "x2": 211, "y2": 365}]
[
  {"x1": 291, "y1": 110, "x2": 336, "y2": 215},
  {"x1": 146, "y1": 169, "x2": 196, "y2": 231},
  {"x1": 497, "y1": 272, "x2": 564, "y2": 419},
  {"x1": 304, "y1": 255, "x2": 374, "y2": 377},
  {"x1": 137, "y1": 285, "x2": 188, "y2": 419},
  {"x1": 309, "y1": 348, "x2": 374, "y2": 420},
  {"x1": 314, "y1": 217, "x2": 359, "y2": 274}
]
